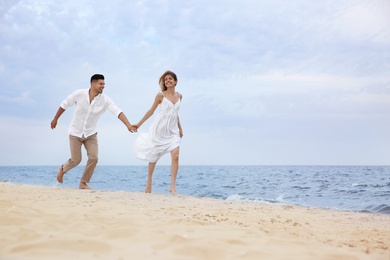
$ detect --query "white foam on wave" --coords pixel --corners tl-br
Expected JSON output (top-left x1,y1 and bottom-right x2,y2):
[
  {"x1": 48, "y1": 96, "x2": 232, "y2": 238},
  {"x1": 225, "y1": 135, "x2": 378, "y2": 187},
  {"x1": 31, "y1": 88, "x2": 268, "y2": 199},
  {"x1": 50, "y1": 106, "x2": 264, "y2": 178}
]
[
  {"x1": 225, "y1": 194, "x2": 273, "y2": 204},
  {"x1": 275, "y1": 193, "x2": 285, "y2": 202},
  {"x1": 226, "y1": 194, "x2": 244, "y2": 201}
]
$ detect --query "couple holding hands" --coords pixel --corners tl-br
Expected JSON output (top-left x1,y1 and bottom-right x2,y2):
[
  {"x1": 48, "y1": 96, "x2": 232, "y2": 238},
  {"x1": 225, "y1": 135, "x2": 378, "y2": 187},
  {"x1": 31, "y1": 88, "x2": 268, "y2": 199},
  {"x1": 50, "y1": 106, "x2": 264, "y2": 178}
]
[{"x1": 50, "y1": 71, "x2": 182, "y2": 195}]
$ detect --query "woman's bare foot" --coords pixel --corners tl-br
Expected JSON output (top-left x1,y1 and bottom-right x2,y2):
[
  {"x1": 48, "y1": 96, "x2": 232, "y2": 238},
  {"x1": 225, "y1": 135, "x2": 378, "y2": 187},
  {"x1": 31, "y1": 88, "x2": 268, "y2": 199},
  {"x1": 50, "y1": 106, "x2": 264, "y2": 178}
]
[
  {"x1": 169, "y1": 188, "x2": 177, "y2": 196},
  {"x1": 57, "y1": 166, "x2": 64, "y2": 183},
  {"x1": 79, "y1": 182, "x2": 92, "y2": 189},
  {"x1": 145, "y1": 186, "x2": 152, "y2": 193}
]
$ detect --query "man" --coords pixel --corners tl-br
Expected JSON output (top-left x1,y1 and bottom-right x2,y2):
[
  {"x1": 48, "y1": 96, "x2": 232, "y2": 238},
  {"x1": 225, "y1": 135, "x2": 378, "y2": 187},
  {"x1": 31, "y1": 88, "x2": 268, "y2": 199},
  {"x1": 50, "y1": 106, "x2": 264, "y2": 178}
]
[{"x1": 50, "y1": 74, "x2": 136, "y2": 189}]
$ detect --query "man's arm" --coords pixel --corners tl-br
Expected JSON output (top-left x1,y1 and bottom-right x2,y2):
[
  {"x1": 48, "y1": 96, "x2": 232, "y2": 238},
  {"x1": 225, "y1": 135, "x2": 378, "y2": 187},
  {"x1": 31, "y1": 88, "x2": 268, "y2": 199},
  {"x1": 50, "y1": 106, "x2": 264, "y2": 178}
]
[
  {"x1": 51, "y1": 107, "x2": 65, "y2": 129},
  {"x1": 118, "y1": 112, "x2": 137, "y2": 133}
]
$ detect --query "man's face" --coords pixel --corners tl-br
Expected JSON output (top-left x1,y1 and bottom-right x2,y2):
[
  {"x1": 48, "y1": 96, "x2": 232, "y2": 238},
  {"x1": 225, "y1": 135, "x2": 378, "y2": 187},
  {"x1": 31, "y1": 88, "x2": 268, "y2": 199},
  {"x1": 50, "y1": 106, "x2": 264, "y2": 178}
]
[{"x1": 92, "y1": 79, "x2": 105, "y2": 93}]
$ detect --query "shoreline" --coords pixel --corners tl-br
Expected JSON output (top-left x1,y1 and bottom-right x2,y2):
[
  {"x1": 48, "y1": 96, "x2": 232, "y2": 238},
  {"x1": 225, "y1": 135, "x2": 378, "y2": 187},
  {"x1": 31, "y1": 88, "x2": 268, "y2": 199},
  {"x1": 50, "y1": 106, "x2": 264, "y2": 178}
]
[
  {"x1": 2, "y1": 179, "x2": 388, "y2": 216},
  {"x1": 1, "y1": 165, "x2": 389, "y2": 215},
  {"x1": 1, "y1": 183, "x2": 389, "y2": 259}
]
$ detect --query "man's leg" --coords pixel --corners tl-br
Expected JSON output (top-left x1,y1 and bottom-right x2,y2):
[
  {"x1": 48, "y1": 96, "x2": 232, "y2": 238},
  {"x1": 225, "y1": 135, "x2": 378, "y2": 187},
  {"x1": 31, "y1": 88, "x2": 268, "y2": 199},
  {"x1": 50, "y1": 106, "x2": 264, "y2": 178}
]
[
  {"x1": 79, "y1": 134, "x2": 98, "y2": 189},
  {"x1": 57, "y1": 135, "x2": 83, "y2": 183}
]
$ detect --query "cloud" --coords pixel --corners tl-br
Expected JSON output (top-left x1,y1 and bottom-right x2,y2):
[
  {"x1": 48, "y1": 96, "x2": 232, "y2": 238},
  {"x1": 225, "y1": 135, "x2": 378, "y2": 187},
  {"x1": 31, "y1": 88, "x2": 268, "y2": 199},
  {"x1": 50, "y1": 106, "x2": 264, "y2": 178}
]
[
  {"x1": 329, "y1": 0, "x2": 390, "y2": 42},
  {"x1": 0, "y1": 90, "x2": 33, "y2": 104},
  {"x1": 0, "y1": 0, "x2": 389, "y2": 165}
]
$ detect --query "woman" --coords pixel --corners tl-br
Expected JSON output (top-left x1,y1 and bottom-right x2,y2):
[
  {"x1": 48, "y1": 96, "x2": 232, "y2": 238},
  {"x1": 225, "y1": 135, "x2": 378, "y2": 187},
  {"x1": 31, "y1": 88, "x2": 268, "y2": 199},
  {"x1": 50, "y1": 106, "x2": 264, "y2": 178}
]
[{"x1": 134, "y1": 70, "x2": 183, "y2": 195}]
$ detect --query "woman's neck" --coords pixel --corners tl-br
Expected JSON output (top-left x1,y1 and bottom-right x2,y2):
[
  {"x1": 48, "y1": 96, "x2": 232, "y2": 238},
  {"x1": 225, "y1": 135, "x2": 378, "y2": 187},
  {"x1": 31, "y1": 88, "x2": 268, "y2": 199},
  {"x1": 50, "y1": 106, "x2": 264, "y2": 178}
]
[{"x1": 164, "y1": 88, "x2": 175, "y2": 95}]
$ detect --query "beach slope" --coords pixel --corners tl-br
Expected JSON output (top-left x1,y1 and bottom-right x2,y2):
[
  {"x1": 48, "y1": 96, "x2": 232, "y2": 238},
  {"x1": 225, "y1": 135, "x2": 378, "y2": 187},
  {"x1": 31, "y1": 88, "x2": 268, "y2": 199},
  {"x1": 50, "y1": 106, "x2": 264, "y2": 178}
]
[{"x1": 0, "y1": 183, "x2": 389, "y2": 259}]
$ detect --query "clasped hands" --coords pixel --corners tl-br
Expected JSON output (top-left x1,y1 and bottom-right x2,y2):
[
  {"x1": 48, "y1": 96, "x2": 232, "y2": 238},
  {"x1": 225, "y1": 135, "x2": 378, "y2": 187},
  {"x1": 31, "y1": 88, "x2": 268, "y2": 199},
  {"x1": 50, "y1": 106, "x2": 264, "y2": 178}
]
[{"x1": 128, "y1": 124, "x2": 139, "y2": 133}]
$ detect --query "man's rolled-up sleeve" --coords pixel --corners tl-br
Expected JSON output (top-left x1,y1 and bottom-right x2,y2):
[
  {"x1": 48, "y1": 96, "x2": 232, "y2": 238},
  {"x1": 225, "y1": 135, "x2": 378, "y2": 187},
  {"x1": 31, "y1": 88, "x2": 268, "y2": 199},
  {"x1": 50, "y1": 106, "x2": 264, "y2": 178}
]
[
  {"x1": 106, "y1": 97, "x2": 122, "y2": 117},
  {"x1": 60, "y1": 90, "x2": 79, "y2": 109}
]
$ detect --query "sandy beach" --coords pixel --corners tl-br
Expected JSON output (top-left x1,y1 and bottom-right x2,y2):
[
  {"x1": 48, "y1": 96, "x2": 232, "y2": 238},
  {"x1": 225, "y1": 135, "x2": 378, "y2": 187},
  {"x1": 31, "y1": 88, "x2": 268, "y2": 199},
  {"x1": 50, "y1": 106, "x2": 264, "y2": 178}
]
[{"x1": 0, "y1": 183, "x2": 389, "y2": 260}]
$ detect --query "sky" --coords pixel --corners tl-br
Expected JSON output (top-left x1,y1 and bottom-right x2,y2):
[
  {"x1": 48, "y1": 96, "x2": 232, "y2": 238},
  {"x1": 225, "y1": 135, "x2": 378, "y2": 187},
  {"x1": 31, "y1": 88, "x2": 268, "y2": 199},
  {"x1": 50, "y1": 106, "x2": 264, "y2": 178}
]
[{"x1": 0, "y1": 0, "x2": 389, "y2": 166}]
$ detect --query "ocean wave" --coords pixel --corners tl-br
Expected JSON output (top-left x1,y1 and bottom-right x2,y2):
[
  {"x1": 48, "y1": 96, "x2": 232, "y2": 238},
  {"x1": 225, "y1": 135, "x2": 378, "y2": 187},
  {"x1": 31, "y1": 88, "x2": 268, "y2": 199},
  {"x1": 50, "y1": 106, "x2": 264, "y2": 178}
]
[
  {"x1": 361, "y1": 204, "x2": 390, "y2": 214},
  {"x1": 225, "y1": 194, "x2": 284, "y2": 205}
]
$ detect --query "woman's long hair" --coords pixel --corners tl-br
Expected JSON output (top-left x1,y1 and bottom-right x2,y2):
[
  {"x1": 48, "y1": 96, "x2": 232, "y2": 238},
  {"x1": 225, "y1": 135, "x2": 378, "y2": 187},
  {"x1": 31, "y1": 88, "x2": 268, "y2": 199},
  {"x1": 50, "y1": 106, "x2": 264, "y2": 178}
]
[{"x1": 159, "y1": 70, "x2": 178, "y2": 91}]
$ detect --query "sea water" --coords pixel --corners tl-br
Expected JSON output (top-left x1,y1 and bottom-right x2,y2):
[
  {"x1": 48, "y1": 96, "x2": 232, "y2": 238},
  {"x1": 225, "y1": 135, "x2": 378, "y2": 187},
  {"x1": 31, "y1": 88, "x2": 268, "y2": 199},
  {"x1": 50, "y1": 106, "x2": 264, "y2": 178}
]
[{"x1": 0, "y1": 165, "x2": 389, "y2": 214}]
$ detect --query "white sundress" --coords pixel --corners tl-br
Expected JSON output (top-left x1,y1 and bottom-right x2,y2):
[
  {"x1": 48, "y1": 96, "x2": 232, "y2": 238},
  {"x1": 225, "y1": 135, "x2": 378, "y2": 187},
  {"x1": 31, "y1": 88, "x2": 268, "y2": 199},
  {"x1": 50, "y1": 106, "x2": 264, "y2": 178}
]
[{"x1": 134, "y1": 92, "x2": 181, "y2": 163}]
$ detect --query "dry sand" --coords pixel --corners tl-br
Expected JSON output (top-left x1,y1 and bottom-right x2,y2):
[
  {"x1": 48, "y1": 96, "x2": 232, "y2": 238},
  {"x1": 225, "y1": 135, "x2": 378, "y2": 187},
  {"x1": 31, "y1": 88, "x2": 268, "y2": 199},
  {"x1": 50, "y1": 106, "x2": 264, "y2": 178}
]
[{"x1": 0, "y1": 182, "x2": 389, "y2": 260}]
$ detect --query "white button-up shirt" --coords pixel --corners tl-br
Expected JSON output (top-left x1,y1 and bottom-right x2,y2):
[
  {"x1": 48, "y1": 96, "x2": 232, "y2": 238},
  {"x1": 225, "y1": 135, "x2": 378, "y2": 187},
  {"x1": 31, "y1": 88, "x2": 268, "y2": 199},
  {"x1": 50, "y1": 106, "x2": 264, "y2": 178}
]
[{"x1": 61, "y1": 89, "x2": 122, "y2": 138}]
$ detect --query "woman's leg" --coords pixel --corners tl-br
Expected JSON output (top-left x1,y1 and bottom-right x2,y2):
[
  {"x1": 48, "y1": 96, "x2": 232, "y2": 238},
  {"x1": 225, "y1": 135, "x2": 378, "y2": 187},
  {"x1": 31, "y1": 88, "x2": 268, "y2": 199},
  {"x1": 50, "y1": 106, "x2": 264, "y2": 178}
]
[
  {"x1": 169, "y1": 147, "x2": 180, "y2": 195},
  {"x1": 145, "y1": 162, "x2": 156, "y2": 193}
]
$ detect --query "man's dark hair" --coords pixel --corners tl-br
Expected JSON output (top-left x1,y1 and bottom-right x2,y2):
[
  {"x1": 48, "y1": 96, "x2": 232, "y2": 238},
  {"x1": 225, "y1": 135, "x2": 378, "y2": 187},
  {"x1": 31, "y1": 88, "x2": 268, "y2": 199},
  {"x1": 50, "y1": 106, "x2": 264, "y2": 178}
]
[{"x1": 91, "y1": 74, "x2": 104, "y2": 83}]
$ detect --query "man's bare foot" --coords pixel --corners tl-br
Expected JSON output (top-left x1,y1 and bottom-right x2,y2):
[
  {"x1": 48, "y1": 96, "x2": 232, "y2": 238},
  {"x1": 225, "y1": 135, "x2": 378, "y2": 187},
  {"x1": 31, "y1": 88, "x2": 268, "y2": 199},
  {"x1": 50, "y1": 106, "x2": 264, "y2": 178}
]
[
  {"x1": 57, "y1": 166, "x2": 64, "y2": 183},
  {"x1": 79, "y1": 182, "x2": 92, "y2": 189},
  {"x1": 145, "y1": 187, "x2": 152, "y2": 193}
]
